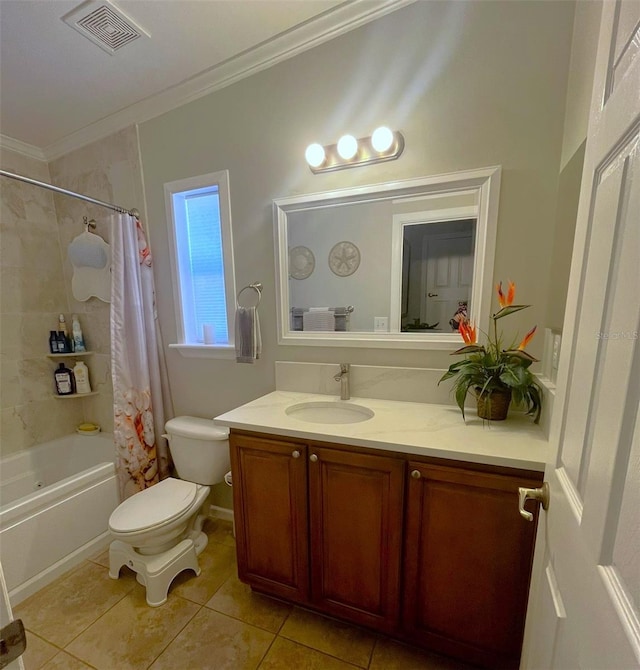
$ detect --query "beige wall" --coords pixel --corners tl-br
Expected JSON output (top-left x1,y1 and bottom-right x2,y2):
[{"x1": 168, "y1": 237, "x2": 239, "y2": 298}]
[
  {"x1": 0, "y1": 127, "x2": 144, "y2": 457},
  {"x1": 139, "y1": 0, "x2": 575, "y2": 420},
  {"x1": 561, "y1": 0, "x2": 603, "y2": 170},
  {"x1": 546, "y1": 0, "x2": 602, "y2": 331}
]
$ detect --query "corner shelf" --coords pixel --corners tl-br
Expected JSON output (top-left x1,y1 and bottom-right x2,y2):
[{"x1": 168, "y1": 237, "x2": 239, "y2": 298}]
[
  {"x1": 52, "y1": 391, "x2": 99, "y2": 399},
  {"x1": 47, "y1": 351, "x2": 94, "y2": 358}
]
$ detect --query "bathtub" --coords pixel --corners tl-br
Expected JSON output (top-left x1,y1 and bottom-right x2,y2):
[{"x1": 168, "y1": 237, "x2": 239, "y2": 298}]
[{"x1": 0, "y1": 433, "x2": 119, "y2": 605}]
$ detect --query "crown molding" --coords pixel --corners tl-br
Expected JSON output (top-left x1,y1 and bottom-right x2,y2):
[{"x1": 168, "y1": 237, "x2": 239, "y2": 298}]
[
  {"x1": 40, "y1": 0, "x2": 416, "y2": 161},
  {"x1": 0, "y1": 134, "x2": 48, "y2": 162}
]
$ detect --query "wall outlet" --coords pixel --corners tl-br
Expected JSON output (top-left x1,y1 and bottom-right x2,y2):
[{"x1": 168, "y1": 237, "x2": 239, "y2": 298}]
[{"x1": 374, "y1": 316, "x2": 389, "y2": 332}]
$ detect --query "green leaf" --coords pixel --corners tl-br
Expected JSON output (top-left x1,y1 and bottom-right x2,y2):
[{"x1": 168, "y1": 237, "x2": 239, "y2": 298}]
[
  {"x1": 493, "y1": 304, "x2": 530, "y2": 320},
  {"x1": 451, "y1": 345, "x2": 486, "y2": 355},
  {"x1": 455, "y1": 380, "x2": 471, "y2": 420},
  {"x1": 503, "y1": 349, "x2": 539, "y2": 363},
  {"x1": 527, "y1": 384, "x2": 543, "y2": 424}
]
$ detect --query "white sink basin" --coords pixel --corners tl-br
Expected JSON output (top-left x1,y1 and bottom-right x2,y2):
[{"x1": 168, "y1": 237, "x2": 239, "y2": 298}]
[{"x1": 285, "y1": 401, "x2": 374, "y2": 424}]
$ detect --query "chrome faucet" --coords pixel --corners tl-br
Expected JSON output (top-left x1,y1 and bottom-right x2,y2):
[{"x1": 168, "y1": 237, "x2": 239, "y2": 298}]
[{"x1": 334, "y1": 363, "x2": 350, "y2": 400}]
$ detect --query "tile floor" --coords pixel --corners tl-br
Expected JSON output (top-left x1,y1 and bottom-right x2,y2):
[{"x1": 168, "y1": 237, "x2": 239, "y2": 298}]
[{"x1": 15, "y1": 519, "x2": 473, "y2": 670}]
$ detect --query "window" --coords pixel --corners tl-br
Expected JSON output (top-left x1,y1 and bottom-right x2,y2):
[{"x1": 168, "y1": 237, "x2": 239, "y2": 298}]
[{"x1": 164, "y1": 170, "x2": 236, "y2": 357}]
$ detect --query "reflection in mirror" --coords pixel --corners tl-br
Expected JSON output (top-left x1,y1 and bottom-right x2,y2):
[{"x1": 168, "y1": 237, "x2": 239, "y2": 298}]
[
  {"x1": 274, "y1": 166, "x2": 500, "y2": 349},
  {"x1": 400, "y1": 219, "x2": 476, "y2": 333}
]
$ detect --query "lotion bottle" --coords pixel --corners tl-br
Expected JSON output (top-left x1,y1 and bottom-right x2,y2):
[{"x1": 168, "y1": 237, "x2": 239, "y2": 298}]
[
  {"x1": 73, "y1": 361, "x2": 92, "y2": 394},
  {"x1": 71, "y1": 314, "x2": 86, "y2": 352}
]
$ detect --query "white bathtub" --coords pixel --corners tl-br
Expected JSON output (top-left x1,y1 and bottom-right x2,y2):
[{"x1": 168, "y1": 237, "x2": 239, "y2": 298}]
[{"x1": 0, "y1": 433, "x2": 119, "y2": 605}]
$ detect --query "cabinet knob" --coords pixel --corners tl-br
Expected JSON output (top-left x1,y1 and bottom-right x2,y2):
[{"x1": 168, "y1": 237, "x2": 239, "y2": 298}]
[
  {"x1": 292, "y1": 450, "x2": 300, "y2": 459},
  {"x1": 310, "y1": 454, "x2": 318, "y2": 463},
  {"x1": 411, "y1": 469, "x2": 421, "y2": 479},
  {"x1": 518, "y1": 482, "x2": 550, "y2": 521}
]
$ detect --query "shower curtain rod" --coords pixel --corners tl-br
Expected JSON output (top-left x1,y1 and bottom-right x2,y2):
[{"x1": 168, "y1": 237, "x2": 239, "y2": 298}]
[{"x1": 0, "y1": 169, "x2": 139, "y2": 218}]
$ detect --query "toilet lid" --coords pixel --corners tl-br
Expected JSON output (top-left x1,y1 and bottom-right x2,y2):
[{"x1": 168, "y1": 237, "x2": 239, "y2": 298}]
[{"x1": 109, "y1": 478, "x2": 198, "y2": 533}]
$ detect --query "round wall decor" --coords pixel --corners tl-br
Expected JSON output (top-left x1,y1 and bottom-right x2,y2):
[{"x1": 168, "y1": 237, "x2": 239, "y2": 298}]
[
  {"x1": 328, "y1": 241, "x2": 361, "y2": 277},
  {"x1": 289, "y1": 246, "x2": 315, "y2": 280}
]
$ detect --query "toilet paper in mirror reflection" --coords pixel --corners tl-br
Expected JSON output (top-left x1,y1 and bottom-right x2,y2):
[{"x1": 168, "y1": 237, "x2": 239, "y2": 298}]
[{"x1": 203, "y1": 324, "x2": 215, "y2": 344}]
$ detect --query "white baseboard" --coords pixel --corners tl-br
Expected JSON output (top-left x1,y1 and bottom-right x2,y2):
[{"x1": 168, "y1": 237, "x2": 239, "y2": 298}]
[{"x1": 209, "y1": 505, "x2": 234, "y2": 523}]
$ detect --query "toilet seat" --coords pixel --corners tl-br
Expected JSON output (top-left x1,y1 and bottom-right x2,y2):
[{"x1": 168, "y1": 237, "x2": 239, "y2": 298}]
[{"x1": 109, "y1": 478, "x2": 198, "y2": 534}]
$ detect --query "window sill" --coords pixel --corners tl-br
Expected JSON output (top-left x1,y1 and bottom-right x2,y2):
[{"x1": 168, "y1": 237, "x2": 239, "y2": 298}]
[{"x1": 169, "y1": 344, "x2": 236, "y2": 359}]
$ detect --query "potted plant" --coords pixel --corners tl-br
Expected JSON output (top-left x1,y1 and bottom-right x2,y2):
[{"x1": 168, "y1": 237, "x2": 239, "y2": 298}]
[{"x1": 439, "y1": 281, "x2": 543, "y2": 423}]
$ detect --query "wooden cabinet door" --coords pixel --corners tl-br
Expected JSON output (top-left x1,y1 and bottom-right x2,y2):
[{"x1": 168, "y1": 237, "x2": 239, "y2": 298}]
[
  {"x1": 308, "y1": 445, "x2": 404, "y2": 633},
  {"x1": 230, "y1": 433, "x2": 309, "y2": 603},
  {"x1": 403, "y1": 462, "x2": 542, "y2": 669}
]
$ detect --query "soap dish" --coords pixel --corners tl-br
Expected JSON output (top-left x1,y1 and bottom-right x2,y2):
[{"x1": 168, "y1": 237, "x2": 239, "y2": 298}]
[{"x1": 77, "y1": 424, "x2": 101, "y2": 435}]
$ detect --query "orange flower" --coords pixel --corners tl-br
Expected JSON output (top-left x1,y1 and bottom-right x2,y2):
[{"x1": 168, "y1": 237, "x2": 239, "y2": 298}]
[
  {"x1": 518, "y1": 325, "x2": 537, "y2": 350},
  {"x1": 497, "y1": 280, "x2": 516, "y2": 308},
  {"x1": 459, "y1": 320, "x2": 477, "y2": 344}
]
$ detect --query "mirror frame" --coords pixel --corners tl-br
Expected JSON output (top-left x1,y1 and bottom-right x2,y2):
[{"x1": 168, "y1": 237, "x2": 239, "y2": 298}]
[{"x1": 273, "y1": 165, "x2": 501, "y2": 349}]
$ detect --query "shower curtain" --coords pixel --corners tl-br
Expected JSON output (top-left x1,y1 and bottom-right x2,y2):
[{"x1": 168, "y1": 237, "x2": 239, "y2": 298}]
[{"x1": 110, "y1": 213, "x2": 174, "y2": 500}]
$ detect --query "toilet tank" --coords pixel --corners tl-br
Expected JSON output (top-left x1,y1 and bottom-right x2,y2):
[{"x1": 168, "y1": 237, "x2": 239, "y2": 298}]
[{"x1": 164, "y1": 416, "x2": 230, "y2": 485}]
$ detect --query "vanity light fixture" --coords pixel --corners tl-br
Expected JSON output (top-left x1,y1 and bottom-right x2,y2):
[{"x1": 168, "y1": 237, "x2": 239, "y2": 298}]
[
  {"x1": 305, "y1": 126, "x2": 404, "y2": 173},
  {"x1": 305, "y1": 143, "x2": 325, "y2": 168},
  {"x1": 337, "y1": 134, "x2": 358, "y2": 160}
]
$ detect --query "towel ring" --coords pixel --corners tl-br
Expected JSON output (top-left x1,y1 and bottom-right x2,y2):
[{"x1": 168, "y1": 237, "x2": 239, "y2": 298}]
[{"x1": 237, "y1": 282, "x2": 262, "y2": 308}]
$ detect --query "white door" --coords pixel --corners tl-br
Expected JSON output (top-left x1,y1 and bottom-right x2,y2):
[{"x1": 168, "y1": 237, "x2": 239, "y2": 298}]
[
  {"x1": 522, "y1": 2, "x2": 640, "y2": 668},
  {"x1": 0, "y1": 562, "x2": 25, "y2": 670},
  {"x1": 421, "y1": 232, "x2": 473, "y2": 328}
]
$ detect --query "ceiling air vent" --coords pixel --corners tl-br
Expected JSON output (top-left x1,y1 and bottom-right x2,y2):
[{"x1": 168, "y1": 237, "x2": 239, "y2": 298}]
[{"x1": 62, "y1": 0, "x2": 149, "y2": 55}]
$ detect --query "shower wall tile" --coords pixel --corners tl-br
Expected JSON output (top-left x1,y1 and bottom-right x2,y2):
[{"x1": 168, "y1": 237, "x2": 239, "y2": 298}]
[
  {"x1": 0, "y1": 228, "x2": 22, "y2": 266},
  {"x1": 0, "y1": 268, "x2": 22, "y2": 313},
  {"x1": 20, "y1": 268, "x2": 68, "y2": 314},
  {"x1": 79, "y1": 308, "x2": 110, "y2": 355},
  {"x1": 0, "y1": 361, "x2": 21, "y2": 409},
  {"x1": 22, "y1": 397, "x2": 84, "y2": 445},
  {"x1": 20, "y1": 313, "x2": 60, "y2": 359},
  {"x1": 0, "y1": 149, "x2": 77, "y2": 458},
  {"x1": 82, "y1": 353, "x2": 114, "y2": 432},
  {"x1": 0, "y1": 313, "x2": 21, "y2": 362},
  {"x1": 0, "y1": 128, "x2": 143, "y2": 459},
  {"x1": 0, "y1": 406, "x2": 29, "y2": 455},
  {"x1": 19, "y1": 358, "x2": 54, "y2": 404},
  {"x1": 0, "y1": 178, "x2": 27, "y2": 224}
]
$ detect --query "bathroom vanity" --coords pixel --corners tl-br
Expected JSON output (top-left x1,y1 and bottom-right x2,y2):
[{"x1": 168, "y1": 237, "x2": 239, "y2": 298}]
[{"x1": 215, "y1": 391, "x2": 548, "y2": 669}]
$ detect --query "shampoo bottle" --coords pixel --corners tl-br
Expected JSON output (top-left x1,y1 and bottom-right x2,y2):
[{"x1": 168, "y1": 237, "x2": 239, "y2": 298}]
[
  {"x1": 58, "y1": 314, "x2": 71, "y2": 352},
  {"x1": 73, "y1": 361, "x2": 92, "y2": 394},
  {"x1": 71, "y1": 314, "x2": 86, "y2": 352},
  {"x1": 56, "y1": 331, "x2": 70, "y2": 353},
  {"x1": 49, "y1": 330, "x2": 59, "y2": 354},
  {"x1": 54, "y1": 363, "x2": 75, "y2": 395}
]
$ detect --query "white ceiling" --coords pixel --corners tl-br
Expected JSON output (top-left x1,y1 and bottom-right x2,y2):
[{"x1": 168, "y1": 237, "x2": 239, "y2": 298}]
[{"x1": 0, "y1": 0, "x2": 411, "y2": 160}]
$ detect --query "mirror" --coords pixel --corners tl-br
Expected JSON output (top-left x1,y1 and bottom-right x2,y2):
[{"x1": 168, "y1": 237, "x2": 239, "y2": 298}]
[{"x1": 274, "y1": 166, "x2": 501, "y2": 349}]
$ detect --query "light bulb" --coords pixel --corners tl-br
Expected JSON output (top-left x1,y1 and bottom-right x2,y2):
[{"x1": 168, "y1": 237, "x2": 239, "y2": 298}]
[
  {"x1": 337, "y1": 135, "x2": 358, "y2": 160},
  {"x1": 371, "y1": 126, "x2": 394, "y2": 152},
  {"x1": 305, "y1": 143, "x2": 325, "y2": 168}
]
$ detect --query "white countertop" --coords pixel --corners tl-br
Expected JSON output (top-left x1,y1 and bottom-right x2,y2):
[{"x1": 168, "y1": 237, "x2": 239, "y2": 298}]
[{"x1": 214, "y1": 391, "x2": 550, "y2": 471}]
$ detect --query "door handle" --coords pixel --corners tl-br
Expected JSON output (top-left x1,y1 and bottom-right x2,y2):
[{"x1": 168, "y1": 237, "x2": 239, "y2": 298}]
[
  {"x1": 428, "y1": 292, "x2": 438, "y2": 297},
  {"x1": 518, "y1": 482, "x2": 549, "y2": 521},
  {"x1": 0, "y1": 619, "x2": 26, "y2": 669}
]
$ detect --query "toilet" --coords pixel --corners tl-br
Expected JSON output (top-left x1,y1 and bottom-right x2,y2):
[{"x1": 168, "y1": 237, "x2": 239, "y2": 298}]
[{"x1": 108, "y1": 416, "x2": 230, "y2": 606}]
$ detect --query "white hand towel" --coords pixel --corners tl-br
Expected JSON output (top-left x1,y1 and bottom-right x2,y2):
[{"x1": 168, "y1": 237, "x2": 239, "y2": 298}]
[
  {"x1": 235, "y1": 306, "x2": 262, "y2": 363},
  {"x1": 303, "y1": 310, "x2": 335, "y2": 331}
]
